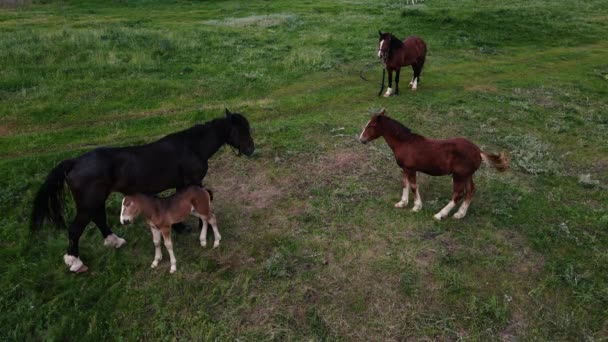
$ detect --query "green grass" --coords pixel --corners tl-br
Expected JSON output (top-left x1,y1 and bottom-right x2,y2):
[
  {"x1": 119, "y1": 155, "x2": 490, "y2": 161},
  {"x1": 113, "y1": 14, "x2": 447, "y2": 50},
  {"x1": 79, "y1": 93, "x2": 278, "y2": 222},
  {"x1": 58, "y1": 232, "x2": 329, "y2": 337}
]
[{"x1": 2, "y1": 0, "x2": 608, "y2": 340}]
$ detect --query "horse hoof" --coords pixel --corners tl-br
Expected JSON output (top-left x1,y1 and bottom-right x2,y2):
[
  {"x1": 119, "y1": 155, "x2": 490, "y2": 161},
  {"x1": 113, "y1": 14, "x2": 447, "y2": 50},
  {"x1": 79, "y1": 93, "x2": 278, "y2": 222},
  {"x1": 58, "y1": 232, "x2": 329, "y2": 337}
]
[
  {"x1": 433, "y1": 214, "x2": 442, "y2": 220},
  {"x1": 75, "y1": 264, "x2": 89, "y2": 273},
  {"x1": 170, "y1": 267, "x2": 177, "y2": 274},
  {"x1": 394, "y1": 201, "x2": 408, "y2": 208},
  {"x1": 453, "y1": 212, "x2": 466, "y2": 219},
  {"x1": 104, "y1": 234, "x2": 126, "y2": 248},
  {"x1": 213, "y1": 241, "x2": 220, "y2": 248},
  {"x1": 412, "y1": 206, "x2": 422, "y2": 213},
  {"x1": 151, "y1": 261, "x2": 158, "y2": 268},
  {"x1": 200, "y1": 240, "x2": 207, "y2": 247}
]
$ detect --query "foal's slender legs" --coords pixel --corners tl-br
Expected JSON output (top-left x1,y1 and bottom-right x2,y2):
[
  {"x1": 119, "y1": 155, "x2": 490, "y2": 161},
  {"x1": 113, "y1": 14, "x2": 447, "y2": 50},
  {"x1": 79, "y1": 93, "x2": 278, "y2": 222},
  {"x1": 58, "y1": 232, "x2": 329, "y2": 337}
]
[
  {"x1": 64, "y1": 210, "x2": 91, "y2": 272},
  {"x1": 395, "y1": 170, "x2": 410, "y2": 208},
  {"x1": 199, "y1": 218, "x2": 208, "y2": 247},
  {"x1": 412, "y1": 64, "x2": 422, "y2": 91},
  {"x1": 434, "y1": 176, "x2": 465, "y2": 220},
  {"x1": 408, "y1": 172, "x2": 422, "y2": 212},
  {"x1": 384, "y1": 69, "x2": 394, "y2": 97},
  {"x1": 161, "y1": 227, "x2": 177, "y2": 273},
  {"x1": 454, "y1": 178, "x2": 475, "y2": 219},
  {"x1": 150, "y1": 227, "x2": 163, "y2": 268},
  {"x1": 208, "y1": 214, "x2": 221, "y2": 248}
]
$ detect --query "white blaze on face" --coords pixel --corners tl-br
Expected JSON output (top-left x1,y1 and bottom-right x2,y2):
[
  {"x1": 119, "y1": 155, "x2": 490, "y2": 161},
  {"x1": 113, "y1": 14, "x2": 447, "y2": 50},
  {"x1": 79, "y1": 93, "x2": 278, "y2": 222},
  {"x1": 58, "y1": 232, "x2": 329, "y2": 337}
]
[
  {"x1": 378, "y1": 40, "x2": 384, "y2": 58},
  {"x1": 120, "y1": 197, "x2": 133, "y2": 224},
  {"x1": 359, "y1": 119, "x2": 371, "y2": 142}
]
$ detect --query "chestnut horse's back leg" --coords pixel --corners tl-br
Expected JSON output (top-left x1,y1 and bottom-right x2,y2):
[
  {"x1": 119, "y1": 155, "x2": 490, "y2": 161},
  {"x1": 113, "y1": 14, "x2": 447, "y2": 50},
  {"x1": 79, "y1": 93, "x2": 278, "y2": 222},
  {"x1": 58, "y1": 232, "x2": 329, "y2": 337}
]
[
  {"x1": 395, "y1": 170, "x2": 410, "y2": 208},
  {"x1": 412, "y1": 63, "x2": 422, "y2": 91},
  {"x1": 408, "y1": 172, "x2": 423, "y2": 212},
  {"x1": 161, "y1": 226, "x2": 177, "y2": 273},
  {"x1": 64, "y1": 210, "x2": 91, "y2": 273},
  {"x1": 208, "y1": 214, "x2": 221, "y2": 248},
  {"x1": 454, "y1": 177, "x2": 475, "y2": 219},
  {"x1": 434, "y1": 175, "x2": 465, "y2": 220}
]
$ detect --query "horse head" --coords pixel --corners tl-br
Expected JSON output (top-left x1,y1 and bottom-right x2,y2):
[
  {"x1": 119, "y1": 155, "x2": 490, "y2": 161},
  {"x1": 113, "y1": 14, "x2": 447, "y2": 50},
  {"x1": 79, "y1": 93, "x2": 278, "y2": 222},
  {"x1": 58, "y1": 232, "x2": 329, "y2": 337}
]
[
  {"x1": 120, "y1": 196, "x2": 141, "y2": 225},
  {"x1": 359, "y1": 108, "x2": 386, "y2": 144},
  {"x1": 225, "y1": 108, "x2": 255, "y2": 156},
  {"x1": 377, "y1": 31, "x2": 392, "y2": 60}
]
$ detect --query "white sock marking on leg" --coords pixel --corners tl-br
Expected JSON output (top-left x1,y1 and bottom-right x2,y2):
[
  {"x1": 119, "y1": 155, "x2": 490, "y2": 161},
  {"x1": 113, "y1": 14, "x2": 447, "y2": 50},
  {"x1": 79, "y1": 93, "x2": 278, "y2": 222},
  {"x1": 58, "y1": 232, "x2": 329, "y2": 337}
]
[{"x1": 434, "y1": 200, "x2": 456, "y2": 220}]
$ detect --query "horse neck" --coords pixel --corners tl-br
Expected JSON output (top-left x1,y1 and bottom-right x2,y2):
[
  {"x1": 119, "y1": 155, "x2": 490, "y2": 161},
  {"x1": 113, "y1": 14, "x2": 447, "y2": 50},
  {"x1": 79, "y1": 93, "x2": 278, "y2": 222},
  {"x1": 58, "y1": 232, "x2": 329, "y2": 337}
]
[
  {"x1": 379, "y1": 120, "x2": 415, "y2": 152},
  {"x1": 135, "y1": 195, "x2": 159, "y2": 220},
  {"x1": 192, "y1": 119, "x2": 231, "y2": 159}
]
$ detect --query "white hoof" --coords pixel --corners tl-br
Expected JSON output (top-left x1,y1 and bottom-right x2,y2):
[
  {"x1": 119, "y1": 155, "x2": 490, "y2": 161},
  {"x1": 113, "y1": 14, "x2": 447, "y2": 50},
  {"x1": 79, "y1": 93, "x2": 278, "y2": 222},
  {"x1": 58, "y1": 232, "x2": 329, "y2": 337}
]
[
  {"x1": 394, "y1": 201, "x2": 408, "y2": 208},
  {"x1": 151, "y1": 260, "x2": 159, "y2": 268},
  {"x1": 383, "y1": 87, "x2": 393, "y2": 97},
  {"x1": 64, "y1": 254, "x2": 87, "y2": 273},
  {"x1": 213, "y1": 240, "x2": 220, "y2": 249},
  {"x1": 433, "y1": 213, "x2": 444, "y2": 220},
  {"x1": 170, "y1": 266, "x2": 177, "y2": 274},
  {"x1": 200, "y1": 239, "x2": 207, "y2": 247},
  {"x1": 104, "y1": 234, "x2": 126, "y2": 248},
  {"x1": 453, "y1": 212, "x2": 466, "y2": 219},
  {"x1": 412, "y1": 205, "x2": 422, "y2": 212}
]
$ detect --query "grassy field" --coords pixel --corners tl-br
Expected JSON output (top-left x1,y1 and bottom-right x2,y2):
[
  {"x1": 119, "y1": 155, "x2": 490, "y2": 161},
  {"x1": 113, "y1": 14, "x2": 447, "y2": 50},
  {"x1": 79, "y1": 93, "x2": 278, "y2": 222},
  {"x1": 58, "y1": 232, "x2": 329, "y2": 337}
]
[{"x1": 1, "y1": 0, "x2": 608, "y2": 340}]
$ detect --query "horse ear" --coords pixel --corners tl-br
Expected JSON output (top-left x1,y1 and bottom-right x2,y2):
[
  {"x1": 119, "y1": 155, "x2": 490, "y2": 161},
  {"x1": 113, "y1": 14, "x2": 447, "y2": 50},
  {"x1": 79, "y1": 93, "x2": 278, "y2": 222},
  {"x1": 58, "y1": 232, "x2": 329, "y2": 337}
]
[
  {"x1": 225, "y1": 108, "x2": 232, "y2": 118},
  {"x1": 378, "y1": 30, "x2": 383, "y2": 36},
  {"x1": 378, "y1": 108, "x2": 386, "y2": 116}
]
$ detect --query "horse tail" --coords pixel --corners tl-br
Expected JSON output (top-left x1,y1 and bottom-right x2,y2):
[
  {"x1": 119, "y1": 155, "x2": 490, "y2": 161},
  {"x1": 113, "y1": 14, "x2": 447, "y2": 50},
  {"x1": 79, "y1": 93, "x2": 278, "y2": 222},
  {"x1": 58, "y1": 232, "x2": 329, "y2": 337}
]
[
  {"x1": 31, "y1": 159, "x2": 75, "y2": 231},
  {"x1": 481, "y1": 152, "x2": 509, "y2": 172}
]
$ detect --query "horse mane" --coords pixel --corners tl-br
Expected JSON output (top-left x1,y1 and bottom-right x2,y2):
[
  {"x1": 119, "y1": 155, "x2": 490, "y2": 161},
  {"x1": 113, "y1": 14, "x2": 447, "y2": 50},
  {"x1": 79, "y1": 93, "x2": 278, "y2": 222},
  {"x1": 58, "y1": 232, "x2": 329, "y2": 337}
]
[
  {"x1": 160, "y1": 117, "x2": 229, "y2": 142},
  {"x1": 388, "y1": 34, "x2": 403, "y2": 52},
  {"x1": 380, "y1": 115, "x2": 417, "y2": 141}
]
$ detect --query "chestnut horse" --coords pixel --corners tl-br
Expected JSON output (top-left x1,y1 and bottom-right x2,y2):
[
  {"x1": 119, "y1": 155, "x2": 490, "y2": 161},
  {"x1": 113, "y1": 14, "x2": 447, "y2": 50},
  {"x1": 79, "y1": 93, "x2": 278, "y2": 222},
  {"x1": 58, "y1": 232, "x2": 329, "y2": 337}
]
[
  {"x1": 377, "y1": 31, "x2": 427, "y2": 96},
  {"x1": 120, "y1": 186, "x2": 218, "y2": 274},
  {"x1": 359, "y1": 109, "x2": 508, "y2": 220}
]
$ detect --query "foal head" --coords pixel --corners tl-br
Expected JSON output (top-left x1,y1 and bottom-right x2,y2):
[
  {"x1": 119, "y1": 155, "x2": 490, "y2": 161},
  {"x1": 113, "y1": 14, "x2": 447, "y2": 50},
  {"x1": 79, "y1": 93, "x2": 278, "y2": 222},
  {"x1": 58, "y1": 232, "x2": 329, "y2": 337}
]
[
  {"x1": 359, "y1": 109, "x2": 386, "y2": 144},
  {"x1": 120, "y1": 196, "x2": 141, "y2": 225},
  {"x1": 225, "y1": 108, "x2": 255, "y2": 156}
]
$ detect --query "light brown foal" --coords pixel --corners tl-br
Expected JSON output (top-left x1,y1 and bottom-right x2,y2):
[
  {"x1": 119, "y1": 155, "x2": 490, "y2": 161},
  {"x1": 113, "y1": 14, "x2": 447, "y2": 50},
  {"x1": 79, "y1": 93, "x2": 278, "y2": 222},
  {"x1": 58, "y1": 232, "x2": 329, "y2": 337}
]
[{"x1": 120, "y1": 185, "x2": 219, "y2": 273}]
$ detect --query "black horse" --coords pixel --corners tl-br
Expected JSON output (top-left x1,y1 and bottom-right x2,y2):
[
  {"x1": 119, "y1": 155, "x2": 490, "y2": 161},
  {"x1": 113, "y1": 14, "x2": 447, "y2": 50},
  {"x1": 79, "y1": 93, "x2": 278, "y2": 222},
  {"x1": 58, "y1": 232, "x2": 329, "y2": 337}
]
[{"x1": 31, "y1": 108, "x2": 254, "y2": 273}]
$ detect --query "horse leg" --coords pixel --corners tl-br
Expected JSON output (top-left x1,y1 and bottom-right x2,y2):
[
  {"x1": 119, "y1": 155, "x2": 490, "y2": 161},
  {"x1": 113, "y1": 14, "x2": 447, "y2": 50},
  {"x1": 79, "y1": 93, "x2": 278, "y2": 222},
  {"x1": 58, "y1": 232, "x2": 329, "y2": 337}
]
[
  {"x1": 394, "y1": 170, "x2": 410, "y2": 208},
  {"x1": 197, "y1": 214, "x2": 209, "y2": 247},
  {"x1": 408, "y1": 172, "x2": 423, "y2": 212},
  {"x1": 395, "y1": 68, "x2": 401, "y2": 95},
  {"x1": 64, "y1": 210, "x2": 91, "y2": 273},
  {"x1": 161, "y1": 226, "x2": 177, "y2": 273},
  {"x1": 384, "y1": 69, "x2": 394, "y2": 97},
  {"x1": 91, "y1": 205, "x2": 126, "y2": 249},
  {"x1": 412, "y1": 64, "x2": 421, "y2": 91},
  {"x1": 150, "y1": 226, "x2": 163, "y2": 268},
  {"x1": 209, "y1": 214, "x2": 221, "y2": 248},
  {"x1": 454, "y1": 177, "x2": 475, "y2": 219},
  {"x1": 434, "y1": 175, "x2": 465, "y2": 220}
]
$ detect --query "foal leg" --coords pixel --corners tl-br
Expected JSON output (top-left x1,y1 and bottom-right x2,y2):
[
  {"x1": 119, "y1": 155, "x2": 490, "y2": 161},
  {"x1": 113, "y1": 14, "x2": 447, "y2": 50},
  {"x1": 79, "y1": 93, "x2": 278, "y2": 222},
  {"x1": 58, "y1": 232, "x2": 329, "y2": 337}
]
[
  {"x1": 64, "y1": 211, "x2": 91, "y2": 273},
  {"x1": 454, "y1": 178, "x2": 475, "y2": 219},
  {"x1": 161, "y1": 227, "x2": 177, "y2": 273},
  {"x1": 395, "y1": 170, "x2": 410, "y2": 208},
  {"x1": 384, "y1": 69, "x2": 394, "y2": 97},
  {"x1": 434, "y1": 176, "x2": 465, "y2": 220},
  {"x1": 91, "y1": 206, "x2": 126, "y2": 249},
  {"x1": 408, "y1": 172, "x2": 423, "y2": 212},
  {"x1": 209, "y1": 214, "x2": 221, "y2": 248},
  {"x1": 150, "y1": 226, "x2": 163, "y2": 268},
  {"x1": 412, "y1": 64, "x2": 421, "y2": 91},
  {"x1": 198, "y1": 216, "x2": 208, "y2": 247}
]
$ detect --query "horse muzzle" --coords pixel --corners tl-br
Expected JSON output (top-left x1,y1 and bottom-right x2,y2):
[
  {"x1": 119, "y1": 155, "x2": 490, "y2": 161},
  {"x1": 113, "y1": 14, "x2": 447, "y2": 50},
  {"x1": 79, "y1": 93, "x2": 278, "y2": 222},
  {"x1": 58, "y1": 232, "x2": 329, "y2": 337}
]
[{"x1": 120, "y1": 218, "x2": 132, "y2": 225}]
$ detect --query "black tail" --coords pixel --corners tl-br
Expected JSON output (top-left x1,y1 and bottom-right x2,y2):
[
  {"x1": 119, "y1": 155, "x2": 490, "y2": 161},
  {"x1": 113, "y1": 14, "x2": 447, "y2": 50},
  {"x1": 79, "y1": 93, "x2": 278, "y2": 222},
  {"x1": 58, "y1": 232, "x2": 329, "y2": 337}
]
[
  {"x1": 30, "y1": 159, "x2": 75, "y2": 231},
  {"x1": 377, "y1": 68, "x2": 385, "y2": 96}
]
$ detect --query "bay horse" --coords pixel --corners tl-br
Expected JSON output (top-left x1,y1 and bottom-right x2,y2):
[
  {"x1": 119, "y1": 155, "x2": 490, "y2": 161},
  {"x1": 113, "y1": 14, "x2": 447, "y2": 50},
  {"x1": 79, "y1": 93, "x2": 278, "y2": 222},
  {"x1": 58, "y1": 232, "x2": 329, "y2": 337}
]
[
  {"x1": 377, "y1": 31, "x2": 427, "y2": 96},
  {"x1": 120, "y1": 185, "x2": 218, "y2": 274},
  {"x1": 359, "y1": 109, "x2": 508, "y2": 220},
  {"x1": 31, "y1": 109, "x2": 254, "y2": 273}
]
